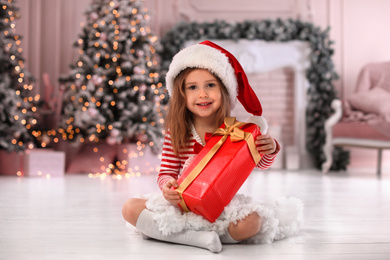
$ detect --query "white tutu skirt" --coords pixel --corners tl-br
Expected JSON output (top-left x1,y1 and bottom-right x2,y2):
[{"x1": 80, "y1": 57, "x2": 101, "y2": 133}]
[{"x1": 143, "y1": 193, "x2": 304, "y2": 244}]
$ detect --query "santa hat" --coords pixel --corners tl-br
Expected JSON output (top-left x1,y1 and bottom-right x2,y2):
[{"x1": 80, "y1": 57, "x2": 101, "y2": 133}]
[{"x1": 165, "y1": 40, "x2": 268, "y2": 134}]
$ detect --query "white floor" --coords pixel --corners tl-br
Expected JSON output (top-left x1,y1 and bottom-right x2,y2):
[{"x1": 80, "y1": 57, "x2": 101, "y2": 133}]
[{"x1": 0, "y1": 169, "x2": 389, "y2": 260}]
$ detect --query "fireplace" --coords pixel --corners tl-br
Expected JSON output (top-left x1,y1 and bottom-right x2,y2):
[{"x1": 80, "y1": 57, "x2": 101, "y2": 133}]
[{"x1": 185, "y1": 39, "x2": 311, "y2": 168}]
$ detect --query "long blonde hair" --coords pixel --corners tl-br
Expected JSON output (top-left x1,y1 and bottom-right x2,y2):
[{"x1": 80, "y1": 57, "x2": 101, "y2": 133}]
[{"x1": 165, "y1": 68, "x2": 231, "y2": 156}]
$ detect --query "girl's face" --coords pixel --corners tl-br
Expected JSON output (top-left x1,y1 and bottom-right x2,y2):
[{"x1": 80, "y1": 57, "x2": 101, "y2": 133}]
[{"x1": 184, "y1": 69, "x2": 222, "y2": 122}]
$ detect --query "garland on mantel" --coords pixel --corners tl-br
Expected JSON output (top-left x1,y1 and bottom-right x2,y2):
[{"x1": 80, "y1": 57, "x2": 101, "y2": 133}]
[{"x1": 160, "y1": 19, "x2": 349, "y2": 170}]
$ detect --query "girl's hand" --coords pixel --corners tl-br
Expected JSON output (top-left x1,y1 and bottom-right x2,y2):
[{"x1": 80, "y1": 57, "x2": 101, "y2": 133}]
[
  {"x1": 162, "y1": 178, "x2": 182, "y2": 204},
  {"x1": 255, "y1": 134, "x2": 277, "y2": 155}
]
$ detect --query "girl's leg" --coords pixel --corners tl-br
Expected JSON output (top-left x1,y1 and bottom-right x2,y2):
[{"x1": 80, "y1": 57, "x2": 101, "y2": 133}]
[
  {"x1": 122, "y1": 198, "x2": 147, "y2": 226},
  {"x1": 122, "y1": 198, "x2": 222, "y2": 253},
  {"x1": 221, "y1": 212, "x2": 262, "y2": 243}
]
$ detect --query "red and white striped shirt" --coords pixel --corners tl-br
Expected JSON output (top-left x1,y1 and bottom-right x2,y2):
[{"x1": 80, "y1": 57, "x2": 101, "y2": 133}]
[{"x1": 157, "y1": 125, "x2": 280, "y2": 190}]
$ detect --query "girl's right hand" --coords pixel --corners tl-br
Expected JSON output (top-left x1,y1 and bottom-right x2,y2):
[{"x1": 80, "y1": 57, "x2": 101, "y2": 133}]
[{"x1": 162, "y1": 178, "x2": 182, "y2": 204}]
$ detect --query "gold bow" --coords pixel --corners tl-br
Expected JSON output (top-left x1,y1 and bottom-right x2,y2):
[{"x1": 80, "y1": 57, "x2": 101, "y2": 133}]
[
  {"x1": 176, "y1": 117, "x2": 262, "y2": 212},
  {"x1": 212, "y1": 117, "x2": 247, "y2": 142}
]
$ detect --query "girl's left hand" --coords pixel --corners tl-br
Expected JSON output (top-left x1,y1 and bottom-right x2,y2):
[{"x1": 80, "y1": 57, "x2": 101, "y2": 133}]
[{"x1": 255, "y1": 134, "x2": 276, "y2": 155}]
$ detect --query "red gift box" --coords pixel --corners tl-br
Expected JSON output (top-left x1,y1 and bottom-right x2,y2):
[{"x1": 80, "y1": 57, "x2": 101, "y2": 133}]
[{"x1": 175, "y1": 117, "x2": 262, "y2": 222}]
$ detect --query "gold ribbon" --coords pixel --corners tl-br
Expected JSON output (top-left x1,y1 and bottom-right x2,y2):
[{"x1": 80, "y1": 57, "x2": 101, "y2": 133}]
[{"x1": 176, "y1": 117, "x2": 262, "y2": 212}]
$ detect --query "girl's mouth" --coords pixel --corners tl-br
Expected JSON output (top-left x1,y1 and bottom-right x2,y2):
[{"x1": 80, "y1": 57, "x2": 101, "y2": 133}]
[{"x1": 196, "y1": 102, "x2": 212, "y2": 107}]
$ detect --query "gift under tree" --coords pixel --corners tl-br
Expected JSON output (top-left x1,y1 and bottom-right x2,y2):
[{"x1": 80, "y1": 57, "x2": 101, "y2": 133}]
[
  {"x1": 59, "y1": 0, "x2": 165, "y2": 173},
  {"x1": 0, "y1": 0, "x2": 37, "y2": 153}
]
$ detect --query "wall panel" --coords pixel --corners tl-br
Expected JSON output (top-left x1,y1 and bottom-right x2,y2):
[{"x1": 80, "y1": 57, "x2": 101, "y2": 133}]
[
  {"x1": 15, "y1": 0, "x2": 90, "y2": 96},
  {"x1": 177, "y1": 0, "x2": 311, "y2": 22}
]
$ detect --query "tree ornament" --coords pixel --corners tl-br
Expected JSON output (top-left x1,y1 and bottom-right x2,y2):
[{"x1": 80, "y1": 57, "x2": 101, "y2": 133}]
[
  {"x1": 133, "y1": 66, "x2": 143, "y2": 74},
  {"x1": 100, "y1": 32, "x2": 107, "y2": 41},
  {"x1": 90, "y1": 12, "x2": 98, "y2": 21},
  {"x1": 136, "y1": 49, "x2": 144, "y2": 57},
  {"x1": 88, "y1": 107, "x2": 98, "y2": 117},
  {"x1": 92, "y1": 75, "x2": 103, "y2": 86}
]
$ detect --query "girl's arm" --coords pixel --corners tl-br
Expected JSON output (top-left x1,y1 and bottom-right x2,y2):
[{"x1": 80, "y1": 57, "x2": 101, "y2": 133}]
[
  {"x1": 157, "y1": 132, "x2": 181, "y2": 190},
  {"x1": 157, "y1": 132, "x2": 185, "y2": 204},
  {"x1": 255, "y1": 134, "x2": 280, "y2": 170}
]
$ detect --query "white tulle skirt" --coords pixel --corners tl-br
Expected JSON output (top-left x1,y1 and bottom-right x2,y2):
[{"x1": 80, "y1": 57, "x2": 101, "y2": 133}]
[{"x1": 142, "y1": 192, "x2": 304, "y2": 244}]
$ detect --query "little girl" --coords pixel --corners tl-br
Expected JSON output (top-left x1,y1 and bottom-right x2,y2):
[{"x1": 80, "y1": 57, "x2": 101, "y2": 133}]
[{"x1": 122, "y1": 40, "x2": 303, "y2": 253}]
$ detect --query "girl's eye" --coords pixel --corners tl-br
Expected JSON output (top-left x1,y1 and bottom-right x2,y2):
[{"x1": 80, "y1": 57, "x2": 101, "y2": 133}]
[
  {"x1": 208, "y1": 83, "x2": 216, "y2": 88},
  {"x1": 188, "y1": 85, "x2": 196, "y2": 90}
]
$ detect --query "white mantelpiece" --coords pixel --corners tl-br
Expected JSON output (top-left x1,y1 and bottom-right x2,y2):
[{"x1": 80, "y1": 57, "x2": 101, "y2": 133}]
[{"x1": 185, "y1": 39, "x2": 311, "y2": 168}]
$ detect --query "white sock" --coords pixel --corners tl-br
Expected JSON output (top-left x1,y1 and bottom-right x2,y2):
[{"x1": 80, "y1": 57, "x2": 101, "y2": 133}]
[
  {"x1": 220, "y1": 231, "x2": 240, "y2": 244},
  {"x1": 136, "y1": 209, "x2": 222, "y2": 253}
]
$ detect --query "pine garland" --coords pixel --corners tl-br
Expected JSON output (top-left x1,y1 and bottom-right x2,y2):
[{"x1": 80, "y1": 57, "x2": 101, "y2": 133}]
[{"x1": 160, "y1": 19, "x2": 349, "y2": 170}]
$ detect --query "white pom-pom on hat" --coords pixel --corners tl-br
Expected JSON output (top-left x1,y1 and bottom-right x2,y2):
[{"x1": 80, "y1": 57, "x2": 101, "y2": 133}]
[{"x1": 246, "y1": 116, "x2": 268, "y2": 135}]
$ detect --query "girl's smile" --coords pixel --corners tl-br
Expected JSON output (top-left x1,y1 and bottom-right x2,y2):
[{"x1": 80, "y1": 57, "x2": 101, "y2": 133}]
[{"x1": 196, "y1": 101, "x2": 212, "y2": 107}]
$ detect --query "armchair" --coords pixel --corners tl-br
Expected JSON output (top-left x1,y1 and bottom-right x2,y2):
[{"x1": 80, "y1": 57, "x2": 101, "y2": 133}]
[{"x1": 322, "y1": 62, "x2": 390, "y2": 175}]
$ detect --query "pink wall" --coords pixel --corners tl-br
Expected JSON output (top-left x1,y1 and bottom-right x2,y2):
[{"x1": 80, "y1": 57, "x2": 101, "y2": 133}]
[
  {"x1": 340, "y1": 0, "x2": 390, "y2": 97},
  {"x1": 13, "y1": 0, "x2": 390, "y2": 172}
]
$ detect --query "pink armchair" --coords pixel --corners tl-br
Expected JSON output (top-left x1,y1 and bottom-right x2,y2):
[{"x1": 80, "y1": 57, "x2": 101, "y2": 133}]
[{"x1": 322, "y1": 62, "x2": 390, "y2": 175}]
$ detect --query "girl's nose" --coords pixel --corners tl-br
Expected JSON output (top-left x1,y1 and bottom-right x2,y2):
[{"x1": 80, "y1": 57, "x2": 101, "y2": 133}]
[{"x1": 198, "y1": 87, "x2": 208, "y2": 98}]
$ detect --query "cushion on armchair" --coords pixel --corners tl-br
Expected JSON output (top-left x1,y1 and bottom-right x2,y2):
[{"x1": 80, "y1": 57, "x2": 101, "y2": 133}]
[
  {"x1": 347, "y1": 87, "x2": 390, "y2": 116},
  {"x1": 355, "y1": 62, "x2": 390, "y2": 92}
]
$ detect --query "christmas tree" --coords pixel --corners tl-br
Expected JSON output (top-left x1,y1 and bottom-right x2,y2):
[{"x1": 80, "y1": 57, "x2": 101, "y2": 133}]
[
  {"x1": 59, "y1": 0, "x2": 165, "y2": 153},
  {"x1": 0, "y1": 0, "x2": 37, "y2": 152}
]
